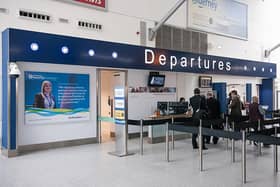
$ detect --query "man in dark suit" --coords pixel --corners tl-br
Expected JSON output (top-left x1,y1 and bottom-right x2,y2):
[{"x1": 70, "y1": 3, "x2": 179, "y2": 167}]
[
  {"x1": 205, "y1": 91, "x2": 222, "y2": 144},
  {"x1": 189, "y1": 88, "x2": 207, "y2": 150}
]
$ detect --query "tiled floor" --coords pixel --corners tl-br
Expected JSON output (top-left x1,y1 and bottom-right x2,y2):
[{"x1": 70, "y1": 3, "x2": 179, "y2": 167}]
[{"x1": 0, "y1": 138, "x2": 280, "y2": 187}]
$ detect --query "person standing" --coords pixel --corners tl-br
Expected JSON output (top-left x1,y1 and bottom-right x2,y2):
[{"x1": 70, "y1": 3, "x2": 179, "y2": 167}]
[
  {"x1": 189, "y1": 88, "x2": 207, "y2": 150},
  {"x1": 205, "y1": 91, "x2": 221, "y2": 144},
  {"x1": 249, "y1": 96, "x2": 264, "y2": 122},
  {"x1": 228, "y1": 90, "x2": 242, "y2": 125}
]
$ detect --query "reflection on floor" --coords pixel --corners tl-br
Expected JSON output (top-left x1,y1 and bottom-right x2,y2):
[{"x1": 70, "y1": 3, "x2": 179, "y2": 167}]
[{"x1": 0, "y1": 138, "x2": 280, "y2": 187}]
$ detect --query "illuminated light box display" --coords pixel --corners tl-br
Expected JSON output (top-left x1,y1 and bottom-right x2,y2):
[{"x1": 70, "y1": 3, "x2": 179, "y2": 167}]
[{"x1": 24, "y1": 71, "x2": 90, "y2": 125}]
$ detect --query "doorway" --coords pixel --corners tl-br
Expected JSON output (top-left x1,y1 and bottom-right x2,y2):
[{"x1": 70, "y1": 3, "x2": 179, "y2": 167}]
[{"x1": 98, "y1": 69, "x2": 127, "y2": 143}]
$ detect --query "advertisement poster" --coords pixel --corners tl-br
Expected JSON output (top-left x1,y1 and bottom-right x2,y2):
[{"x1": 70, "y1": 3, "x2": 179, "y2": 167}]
[
  {"x1": 188, "y1": 0, "x2": 248, "y2": 40},
  {"x1": 25, "y1": 71, "x2": 90, "y2": 125}
]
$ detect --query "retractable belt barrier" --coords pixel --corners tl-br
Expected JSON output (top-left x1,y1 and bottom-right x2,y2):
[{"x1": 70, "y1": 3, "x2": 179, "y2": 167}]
[
  {"x1": 128, "y1": 118, "x2": 173, "y2": 155},
  {"x1": 128, "y1": 117, "x2": 280, "y2": 184},
  {"x1": 167, "y1": 118, "x2": 280, "y2": 184},
  {"x1": 169, "y1": 122, "x2": 242, "y2": 140},
  {"x1": 128, "y1": 118, "x2": 171, "y2": 126}
]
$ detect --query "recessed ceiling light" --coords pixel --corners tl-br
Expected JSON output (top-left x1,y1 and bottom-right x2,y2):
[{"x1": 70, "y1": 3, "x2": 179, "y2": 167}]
[
  {"x1": 30, "y1": 42, "x2": 39, "y2": 51},
  {"x1": 88, "y1": 49, "x2": 95, "y2": 56},
  {"x1": 61, "y1": 46, "x2": 69, "y2": 54}
]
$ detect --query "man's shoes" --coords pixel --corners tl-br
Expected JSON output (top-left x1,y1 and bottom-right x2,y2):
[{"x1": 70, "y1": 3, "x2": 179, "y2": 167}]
[
  {"x1": 202, "y1": 147, "x2": 208, "y2": 150},
  {"x1": 193, "y1": 145, "x2": 199, "y2": 149}
]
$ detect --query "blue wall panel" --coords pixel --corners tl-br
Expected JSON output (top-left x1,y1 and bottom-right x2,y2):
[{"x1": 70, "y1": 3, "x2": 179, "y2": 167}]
[
  {"x1": 10, "y1": 77, "x2": 17, "y2": 149},
  {"x1": 212, "y1": 83, "x2": 227, "y2": 113},
  {"x1": 2, "y1": 30, "x2": 9, "y2": 149},
  {"x1": 246, "y1": 83, "x2": 252, "y2": 103},
  {"x1": 259, "y1": 79, "x2": 273, "y2": 117}
]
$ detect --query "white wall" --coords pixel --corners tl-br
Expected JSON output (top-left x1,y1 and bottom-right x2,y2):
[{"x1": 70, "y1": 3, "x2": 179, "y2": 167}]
[{"x1": 17, "y1": 62, "x2": 97, "y2": 146}]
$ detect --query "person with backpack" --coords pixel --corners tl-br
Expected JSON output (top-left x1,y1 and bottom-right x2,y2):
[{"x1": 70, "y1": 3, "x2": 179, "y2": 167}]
[{"x1": 189, "y1": 88, "x2": 208, "y2": 150}]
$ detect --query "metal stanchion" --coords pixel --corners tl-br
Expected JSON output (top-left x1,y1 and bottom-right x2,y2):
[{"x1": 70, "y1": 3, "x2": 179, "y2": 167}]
[
  {"x1": 140, "y1": 119, "x2": 143, "y2": 155},
  {"x1": 98, "y1": 120, "x2": 102, "y2": 144},
  {"x1": 172, "y1": 117, "x2": 175, "y2": 150},
  {"x1": 226, "y1": 116, "x2": 229, "y2": 150},
  {"x1": 242, "y1": 130, "x2": 246, "y2": 184},
  {"x1": 231, "y1": 122, "x2": 235, "y2": 163},
  {"x1": 258, "y1": 120, "x2": 262, "y2": 156},
  {"x1": 199, "y1": 119, "x2": 203, "y2": 171},
  {"x1": 166, "y1": 122, "x2": 170, "y2": 162},
  {"x1": 274, "y1": 126, "x2": 278, "y2": 173}
]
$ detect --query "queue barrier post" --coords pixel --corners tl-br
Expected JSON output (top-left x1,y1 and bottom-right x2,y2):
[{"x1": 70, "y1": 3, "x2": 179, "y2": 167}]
[
  {"x1": 274, "y1": 126, "x2": 278, "y2": 173},
  {"x1": 172, "y1": 117, "x2": 175, "y2": 150},
  {"x1": 166, "y1": 122, "x2": 169, "y2": 162},
  {"x1": 199, "y1": 119, "x2": 203, "y2": 172},
  {"x1": 242, "y1": 130, "x2": 247, "y2": 184},
  {"x1": 258, "y1": 120, "x2": 262, "y2": 156},
  {"x1": 231, "y1": 121, "x2": 235, "y2": 163},
  {"x1": 226, "y1": 116, "x2": 229, "y2": 150},
  {"x1": 140, "y1": 119, "x2": 143, "y2": 155}
]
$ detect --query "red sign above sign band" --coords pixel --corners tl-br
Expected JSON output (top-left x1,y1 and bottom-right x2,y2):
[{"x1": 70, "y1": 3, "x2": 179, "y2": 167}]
[
  {"x1": 74, "y1": 0, "x2": 106, "y2": 8},
  {"x1": 57, "y1": 0, "x2": 107, "y2": 11}
]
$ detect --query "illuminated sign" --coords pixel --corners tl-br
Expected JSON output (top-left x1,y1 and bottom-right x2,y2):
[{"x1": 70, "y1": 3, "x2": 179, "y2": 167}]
[{"x1": 145, "y1": 49, "x2": 231, "y2": 71}]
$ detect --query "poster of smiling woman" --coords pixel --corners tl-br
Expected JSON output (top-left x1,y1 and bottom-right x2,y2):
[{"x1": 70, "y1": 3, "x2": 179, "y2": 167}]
[{"x1": 25, "y1": 71, "x2": 90, "y2": 125}]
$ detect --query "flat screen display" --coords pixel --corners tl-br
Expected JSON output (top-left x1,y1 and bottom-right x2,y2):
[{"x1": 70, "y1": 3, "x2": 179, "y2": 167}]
[{"x1": 148, "y1": 75, "x2": 165, "y2": 87}]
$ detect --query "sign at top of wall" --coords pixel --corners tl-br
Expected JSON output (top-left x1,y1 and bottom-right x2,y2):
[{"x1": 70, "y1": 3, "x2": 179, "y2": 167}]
[
  {"x1": 57, "y1": 0, "x2": 107, "y2": 11},
  {"x1": 187, "y1": 0, "x2": 248, "y2": 40}
]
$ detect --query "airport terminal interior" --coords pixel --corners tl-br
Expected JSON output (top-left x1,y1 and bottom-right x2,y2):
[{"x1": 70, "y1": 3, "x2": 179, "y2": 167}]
[{"x1": 1, "y1": 0, "x2": 280, "y2": 186}]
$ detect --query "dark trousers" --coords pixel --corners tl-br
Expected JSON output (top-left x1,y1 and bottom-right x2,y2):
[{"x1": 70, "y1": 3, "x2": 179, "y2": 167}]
[
  {"x1": 192, "y1": 134, "x2": 206, "y2": 148},
  {"x1": 205, "y1": 118, "x2": 223, "y2": 144}
]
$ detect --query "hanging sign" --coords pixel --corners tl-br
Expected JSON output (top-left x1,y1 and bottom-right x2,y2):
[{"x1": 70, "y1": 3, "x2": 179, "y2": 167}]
[{"x1": 187, "y1": 0, "x2": 248, "y2": 40}]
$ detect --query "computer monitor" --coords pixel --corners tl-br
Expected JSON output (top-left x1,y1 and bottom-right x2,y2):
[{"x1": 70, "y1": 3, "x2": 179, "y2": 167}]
[
  {"x1": 157, "y1": 102, "x2": 168, "y2": 115},
  {"x1": 175, "y1": 102, "x2": 189, "y2": 114},
  {"x1": 148, "y1": 75, "x2": 165, "y2": 87}
]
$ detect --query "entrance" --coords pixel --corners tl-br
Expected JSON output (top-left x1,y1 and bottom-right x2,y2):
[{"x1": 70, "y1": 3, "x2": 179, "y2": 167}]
[{"x1": 98, "y1": 69, "x2": 127, "y2": 143}]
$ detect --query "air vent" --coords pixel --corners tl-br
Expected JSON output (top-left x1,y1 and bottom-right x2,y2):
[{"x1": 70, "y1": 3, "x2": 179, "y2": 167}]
[
  {"x1": 0, "y1": 8, "x2": 8, "y2": 14},
  {"x1": 19, "y1": 9, "x2": 51, "y2": 22},
  {"x1": 78, "y1": 20, "x2": 102, "y2": 31},
  {"x1": 59, "y1": 18, "x2": 69, "y2": 24}
]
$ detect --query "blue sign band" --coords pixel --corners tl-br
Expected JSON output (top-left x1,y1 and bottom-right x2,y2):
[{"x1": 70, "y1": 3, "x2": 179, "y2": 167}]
[{"x1": 4, "y1": 28, "x2": 276, "y2": 78}]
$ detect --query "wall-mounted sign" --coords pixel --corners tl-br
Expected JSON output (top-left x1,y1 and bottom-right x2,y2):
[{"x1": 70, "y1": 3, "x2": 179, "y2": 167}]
[
  {"x1": 56, "y1": 0, "x2": 107, "y2": 11},
  {"x1": 24, "y1": 71, "x2": 90, "y2": 125},
  {"x1": 199, "y1": 76, "x2": 212, "y2": 88},
  {"x1": 187, "y1": 0, "x2": 248, "y2": 40}
]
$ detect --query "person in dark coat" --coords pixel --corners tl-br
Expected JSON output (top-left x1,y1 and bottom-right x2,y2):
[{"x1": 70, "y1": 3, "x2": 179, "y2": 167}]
[
  {"x1": 205, "y1": 91, "x2": 222, "y2": 144},
  {"x1": 228, "y1": 90, "x2": 242, "y2": 125},
  {"x1": 189, "y1": 88, "x2": 207, "y2": 150},
  {"x1": 249, "y1": 96, "x2": 269, "y2": 147},
  {"x1": 249, "y1": 96, "x2": 264, "y2": 122}
]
